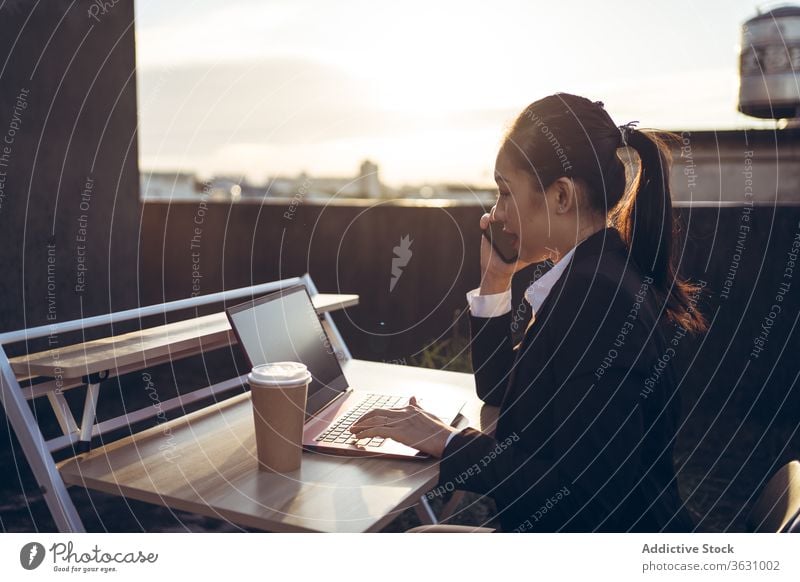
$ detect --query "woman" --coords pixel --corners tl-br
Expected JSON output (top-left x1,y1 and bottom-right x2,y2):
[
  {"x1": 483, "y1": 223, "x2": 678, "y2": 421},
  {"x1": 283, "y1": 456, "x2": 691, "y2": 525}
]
[{"x1": 351, "y1": 93, "x2": 706, "y2": 532}]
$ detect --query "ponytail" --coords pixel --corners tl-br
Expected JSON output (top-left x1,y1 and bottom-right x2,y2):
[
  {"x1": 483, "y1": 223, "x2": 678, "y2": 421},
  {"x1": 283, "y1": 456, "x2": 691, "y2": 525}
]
[
  {"x1": 612, "y1": 129, "x2": 707, "y2": 333},
  {"x1": 503, "y1": 93, "x2": 707, "y2": 333}
]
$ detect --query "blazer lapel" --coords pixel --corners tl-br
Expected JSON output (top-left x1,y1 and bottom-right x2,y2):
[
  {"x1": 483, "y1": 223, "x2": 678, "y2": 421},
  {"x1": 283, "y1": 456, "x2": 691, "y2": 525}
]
[{"x1": 504, "y1": 227, "x2": 626, "y2": 391}]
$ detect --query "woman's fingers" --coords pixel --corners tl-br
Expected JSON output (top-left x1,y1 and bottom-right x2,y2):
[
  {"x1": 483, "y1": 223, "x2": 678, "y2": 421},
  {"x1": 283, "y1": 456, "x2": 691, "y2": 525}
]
[
  {"x1": 354, "y1": 407, "x2": 403, "y2": 425},
  {"x1": 345, "y1": 400, "x2": 454, "y2": 456},
  {"x1": 350, "y1": 424, "x2": 398, "y2": 440},
  {"x1": 350, "y1": 415, "x2": 387, "y2": 428},
  {"x1": 350, "y1": 411, "x2": 411, "y2": 433},
  {"x1": 480, "y1": 212, "x2": 492, "y2": 230},
  {"x1": 349, "y1": 415, "x2": 400, "y2": 432}
]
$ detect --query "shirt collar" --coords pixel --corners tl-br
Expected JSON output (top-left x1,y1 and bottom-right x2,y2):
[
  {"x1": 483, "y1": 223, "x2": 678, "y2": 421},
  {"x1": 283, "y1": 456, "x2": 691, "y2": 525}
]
[{"x1": 524, "y1": 246, "x2": 577, "y2": 316}]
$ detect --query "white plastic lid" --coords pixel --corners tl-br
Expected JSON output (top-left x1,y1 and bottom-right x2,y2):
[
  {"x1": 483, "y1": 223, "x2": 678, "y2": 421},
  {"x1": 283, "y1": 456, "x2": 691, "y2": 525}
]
[{"x1": 248, "y1": 362, "x2": 311, "y2": 387}]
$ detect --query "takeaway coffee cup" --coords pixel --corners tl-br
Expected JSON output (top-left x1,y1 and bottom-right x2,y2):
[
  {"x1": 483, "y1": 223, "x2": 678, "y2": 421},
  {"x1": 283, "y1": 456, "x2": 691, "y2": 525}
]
[{"x1": 247, "y1": 362, "x2": 312, "y2": 472}]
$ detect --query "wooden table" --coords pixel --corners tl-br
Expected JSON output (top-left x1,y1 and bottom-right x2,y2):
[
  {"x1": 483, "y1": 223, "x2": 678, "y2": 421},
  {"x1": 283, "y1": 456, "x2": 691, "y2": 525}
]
[{"x1": 57, "y1": 359, "x2": 496, "y2": 532}]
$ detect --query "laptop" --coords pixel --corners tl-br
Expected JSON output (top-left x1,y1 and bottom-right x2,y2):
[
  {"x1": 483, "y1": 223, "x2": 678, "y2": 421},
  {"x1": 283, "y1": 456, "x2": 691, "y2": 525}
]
[{"x1": 225, "y1": 284, "x2": 465, "y2": 459}]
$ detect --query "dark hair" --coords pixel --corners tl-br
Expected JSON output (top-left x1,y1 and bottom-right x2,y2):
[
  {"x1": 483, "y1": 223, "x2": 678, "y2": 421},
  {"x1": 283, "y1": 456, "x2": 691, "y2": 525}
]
[{"x1": 501, "y1": 92, "x2": 706, "y2": 333}]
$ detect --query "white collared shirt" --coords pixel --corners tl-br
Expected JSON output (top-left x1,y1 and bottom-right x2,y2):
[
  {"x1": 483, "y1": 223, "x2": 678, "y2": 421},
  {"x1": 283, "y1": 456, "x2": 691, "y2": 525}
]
[{"x1": 465, "y1": 245, "x2": 577, "y2": 319}]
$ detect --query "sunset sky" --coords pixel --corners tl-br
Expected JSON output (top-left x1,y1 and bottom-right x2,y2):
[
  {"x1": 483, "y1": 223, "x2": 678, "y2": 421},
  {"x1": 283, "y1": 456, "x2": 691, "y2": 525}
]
[{"x1": 135, "y1": 0, "x2": 777, "y2": 187}]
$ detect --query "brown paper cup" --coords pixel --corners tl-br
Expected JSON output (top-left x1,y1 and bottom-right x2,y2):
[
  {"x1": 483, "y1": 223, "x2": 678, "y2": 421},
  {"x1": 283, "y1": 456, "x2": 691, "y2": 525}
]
[{"x1": 248, "y1": 362, "x2": 311, "y2": 472}]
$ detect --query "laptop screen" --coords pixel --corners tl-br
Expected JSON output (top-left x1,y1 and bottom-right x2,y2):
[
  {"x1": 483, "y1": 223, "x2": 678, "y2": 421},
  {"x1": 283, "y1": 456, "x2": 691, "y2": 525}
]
[{"x1": 226, "y1": 285, "x2": 349, "y2": 418}]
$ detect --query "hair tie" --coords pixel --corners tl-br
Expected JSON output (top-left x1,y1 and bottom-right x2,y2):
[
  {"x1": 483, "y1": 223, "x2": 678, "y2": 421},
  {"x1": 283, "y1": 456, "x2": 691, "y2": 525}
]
[{"x1": 618, "y1": 121, "x2": 639, "y2": 147}]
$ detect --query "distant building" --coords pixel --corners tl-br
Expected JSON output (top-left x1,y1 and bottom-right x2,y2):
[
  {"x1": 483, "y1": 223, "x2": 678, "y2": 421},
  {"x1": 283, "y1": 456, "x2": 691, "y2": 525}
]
[
  {"x1": 659, "y1": 129, "x2": 799, "y2": 203},
  {"x1": 204, "y1": 176, "x2": 243, "y2": 201},
  {"x1": 245, "y1": 160, "x2": 388, "y2": 200},
  {"x1": 395, "y1": 182, "x2": 496, "y2": 205},
  {"x1": 140, "y1": 171, "x2": 197, "y2": 200},
  {"x1": 142, "y1": 172, "x2": 259, "y2": 201},
  {"x1": 359, "y1": 160, "x2": 381, "y2": 198},
  {"x1": 664, "y1": 6, "x2": 800, "y2": 204}
]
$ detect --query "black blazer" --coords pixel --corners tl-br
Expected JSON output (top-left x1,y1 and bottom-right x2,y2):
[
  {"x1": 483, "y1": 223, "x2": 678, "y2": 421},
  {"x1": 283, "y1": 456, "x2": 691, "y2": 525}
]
[{"x1": 438, "y1": 227, "x2": 694, "y2": 532}]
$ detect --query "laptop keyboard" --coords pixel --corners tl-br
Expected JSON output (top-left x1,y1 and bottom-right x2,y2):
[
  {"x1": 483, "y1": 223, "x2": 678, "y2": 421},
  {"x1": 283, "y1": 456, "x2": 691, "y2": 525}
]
[{"x1": 314, "y1": 393, "x2": 405, "y2": 448}]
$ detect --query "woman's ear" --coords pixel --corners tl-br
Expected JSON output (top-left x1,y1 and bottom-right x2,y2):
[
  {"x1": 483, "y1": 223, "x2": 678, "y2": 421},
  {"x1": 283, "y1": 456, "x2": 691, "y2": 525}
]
[{"x1": 550, "y1": 177, "x2": 578, "y2": 215}]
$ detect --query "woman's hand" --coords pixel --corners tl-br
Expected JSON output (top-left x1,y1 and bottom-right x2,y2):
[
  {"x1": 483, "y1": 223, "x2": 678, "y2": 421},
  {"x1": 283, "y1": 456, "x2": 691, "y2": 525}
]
[
  {"x1": 349, "y1": 396, "x2": 458, "y2": 458},
  {"x1": 479, "y1": 209, "x2": 533, "y2": 294}
]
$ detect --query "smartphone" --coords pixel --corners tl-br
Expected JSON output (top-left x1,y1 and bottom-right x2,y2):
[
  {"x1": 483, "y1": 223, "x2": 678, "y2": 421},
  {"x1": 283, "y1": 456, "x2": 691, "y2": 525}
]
[{"x1": 482, "y1": 221, "x2": 518, "y2": 264}]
